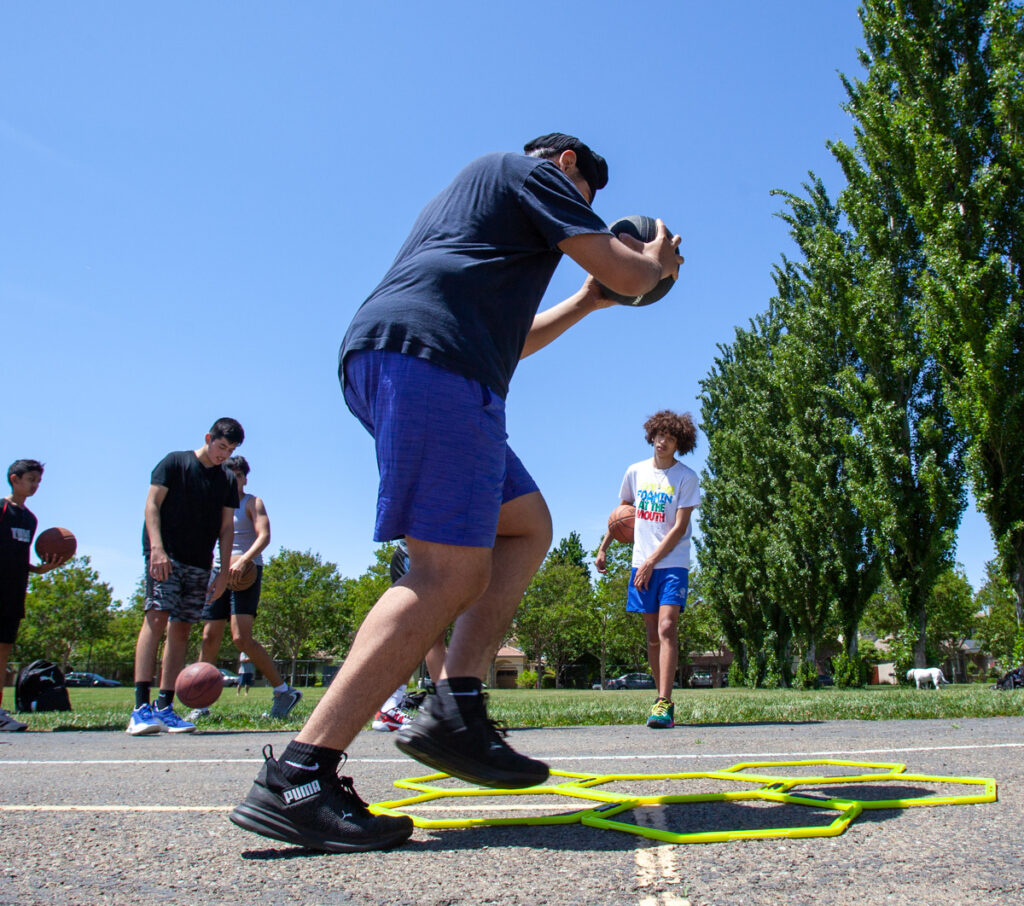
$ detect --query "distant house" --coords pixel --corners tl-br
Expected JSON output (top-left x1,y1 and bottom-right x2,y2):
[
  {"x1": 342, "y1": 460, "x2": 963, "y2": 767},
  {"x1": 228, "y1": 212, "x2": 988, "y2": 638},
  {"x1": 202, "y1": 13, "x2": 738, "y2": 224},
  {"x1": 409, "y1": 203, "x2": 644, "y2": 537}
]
[{"x1": 488, "y1": 645, "x2": 528, "y2": 688}]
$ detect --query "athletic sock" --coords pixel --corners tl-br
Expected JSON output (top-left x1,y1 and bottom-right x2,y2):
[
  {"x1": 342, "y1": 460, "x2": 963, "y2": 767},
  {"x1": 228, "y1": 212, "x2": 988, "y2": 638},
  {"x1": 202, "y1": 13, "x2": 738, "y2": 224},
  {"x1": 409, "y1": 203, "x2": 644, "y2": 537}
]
[
  {"x1": 272, "y1": 683, "x2": 289, "y2": 694},
  {"x1": 436, "y1": 676, "x2": 484, "y2": 724},
  {"x1": 155, "y1": 690, "x2": 175, "y2": 710},
  {"x1": 279, "y1": 741, "x2": 344, "y2": 783},
  {"x1": 134, "y1": 682, "x2": 151, "y2": 710}
]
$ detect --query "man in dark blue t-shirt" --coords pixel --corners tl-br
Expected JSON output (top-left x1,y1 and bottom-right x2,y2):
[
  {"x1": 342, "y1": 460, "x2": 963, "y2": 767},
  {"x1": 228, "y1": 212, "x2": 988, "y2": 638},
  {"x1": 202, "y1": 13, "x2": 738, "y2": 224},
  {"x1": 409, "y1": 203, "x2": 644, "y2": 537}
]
[{"x1": 232, "y1": 134, "x2": 683, "y2": 854}]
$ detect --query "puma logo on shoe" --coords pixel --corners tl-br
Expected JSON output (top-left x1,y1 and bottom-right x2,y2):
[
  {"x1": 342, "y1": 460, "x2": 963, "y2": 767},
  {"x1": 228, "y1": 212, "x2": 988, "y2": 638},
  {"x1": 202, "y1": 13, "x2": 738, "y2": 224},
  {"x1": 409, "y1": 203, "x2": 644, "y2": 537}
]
[{"x1": 283, "y1": 779, "x2": 321, "y2": 804}]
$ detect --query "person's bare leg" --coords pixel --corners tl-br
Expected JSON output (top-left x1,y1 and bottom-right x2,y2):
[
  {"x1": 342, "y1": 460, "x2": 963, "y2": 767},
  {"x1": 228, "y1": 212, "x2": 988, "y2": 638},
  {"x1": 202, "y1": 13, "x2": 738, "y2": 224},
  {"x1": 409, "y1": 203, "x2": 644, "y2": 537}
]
[
  {"x1": 230, "y1": 614, "x2": 284, "y2": 687},
  {"x1": 425, "y1": 635, "x2": 446, "y2": 683},
  {"x1": 642, "y1": 612, "x2": 661, "y2": 689},
  {"x1": 200, "y1": 619, "x2": 226, "y2": 664},
  {"x1": 294, "y1": 540, "x2": 491, "y2": 750},
  {"x1": 655, "y1": 605, "x2": 679, "y2": 700},
  {"x1": 444, "y1": 491, "x2": 552, "y2": 679},
  {"x1": 0, "y1": 642, "x2": 12, "y2": 709},
  {"x1": 158, "y1": 621, "x2": 193, "y2": 691},
  {"x1": 135, "y1": 610, "x2": 169, "y2": 682}
]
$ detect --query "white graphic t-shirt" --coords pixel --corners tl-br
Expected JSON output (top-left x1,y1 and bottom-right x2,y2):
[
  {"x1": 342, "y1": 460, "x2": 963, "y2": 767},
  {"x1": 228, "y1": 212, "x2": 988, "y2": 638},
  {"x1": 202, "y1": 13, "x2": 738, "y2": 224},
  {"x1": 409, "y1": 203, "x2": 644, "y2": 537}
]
[{"x1": 618, "y1": 459, "x2": 701, "y2": 569}]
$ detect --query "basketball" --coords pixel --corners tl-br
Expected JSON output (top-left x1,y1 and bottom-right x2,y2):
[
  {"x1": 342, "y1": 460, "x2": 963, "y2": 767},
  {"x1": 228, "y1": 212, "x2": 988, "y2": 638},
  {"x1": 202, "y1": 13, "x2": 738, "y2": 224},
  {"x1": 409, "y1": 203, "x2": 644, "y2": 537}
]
[
  {"x1": 608, "y1": 504, "x2": 636, "y2": 544},
  {"x1": 34, "y1": 527, "x2": 77, "y2": 560},
  {"x1": 175, "y1": 662, "x2": 224, "y2": 709},
  {"x1": 598, "y1": 215, "x2": 679, "y2": 307},
  {"x1": 226, "y1": 556, "x2": 257, "y2": 592}
]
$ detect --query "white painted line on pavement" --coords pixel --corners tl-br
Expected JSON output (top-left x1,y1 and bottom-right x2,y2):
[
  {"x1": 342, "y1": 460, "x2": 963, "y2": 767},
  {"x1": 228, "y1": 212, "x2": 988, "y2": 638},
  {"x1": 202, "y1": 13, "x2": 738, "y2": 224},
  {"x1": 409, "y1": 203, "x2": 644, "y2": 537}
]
[{"x1": 4, "y1": 741, "x2": 1023, "y2": 767}]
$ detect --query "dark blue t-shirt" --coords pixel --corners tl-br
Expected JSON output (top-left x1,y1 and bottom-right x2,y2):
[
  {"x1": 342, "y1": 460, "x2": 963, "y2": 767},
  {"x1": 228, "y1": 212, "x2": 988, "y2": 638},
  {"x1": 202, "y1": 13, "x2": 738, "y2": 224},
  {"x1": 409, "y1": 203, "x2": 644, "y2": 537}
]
[{"x1": 339, "y1": 152, "x2": 611, "y2": 399}]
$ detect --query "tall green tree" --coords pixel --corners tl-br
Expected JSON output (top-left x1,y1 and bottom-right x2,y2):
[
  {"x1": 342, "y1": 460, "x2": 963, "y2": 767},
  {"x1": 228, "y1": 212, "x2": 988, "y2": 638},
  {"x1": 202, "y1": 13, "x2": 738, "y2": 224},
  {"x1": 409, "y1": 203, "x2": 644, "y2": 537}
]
[
  {"x1": 259, "y1": 549, "x2": 348, "y2": 684},
  {"x1": 513, "y1": 555, "x2": 593, "y2": 688},
  {"x1": 838, "y1": 0, "x2": 1024, "y2": 624},
  {"x1": 698, "y1": 310, "x2": 794, "y2": 685},
  {"x1": 809, "y1": 119, "x2": 968, "y2": 667},
  {"x1": 589, "y1": 540, "x2": 646, "y2": 681},
  {"x1": 341, "y1": 543, "x2": 398, "y2": 638},
  {"x1": 20, "y1": 557, "x2": 113, "y2": 670},
  {"x1": 974, "y1": 560, "x2": 1021, "y2": 667}
]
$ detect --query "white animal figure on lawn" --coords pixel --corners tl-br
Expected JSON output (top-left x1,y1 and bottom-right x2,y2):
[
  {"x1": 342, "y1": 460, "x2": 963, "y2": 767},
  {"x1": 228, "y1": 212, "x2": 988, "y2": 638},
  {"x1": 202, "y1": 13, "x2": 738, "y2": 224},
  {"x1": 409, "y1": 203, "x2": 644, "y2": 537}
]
[{"x1": 907, "y1": 667, "x2": 949, "y2": 689}]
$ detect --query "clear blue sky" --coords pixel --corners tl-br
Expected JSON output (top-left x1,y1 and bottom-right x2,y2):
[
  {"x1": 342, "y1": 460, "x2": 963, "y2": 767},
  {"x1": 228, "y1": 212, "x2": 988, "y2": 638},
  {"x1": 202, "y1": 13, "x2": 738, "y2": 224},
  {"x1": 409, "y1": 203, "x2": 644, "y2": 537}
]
[{"x1": 1, "y1": 2, "x2": 996, "y2": 605}]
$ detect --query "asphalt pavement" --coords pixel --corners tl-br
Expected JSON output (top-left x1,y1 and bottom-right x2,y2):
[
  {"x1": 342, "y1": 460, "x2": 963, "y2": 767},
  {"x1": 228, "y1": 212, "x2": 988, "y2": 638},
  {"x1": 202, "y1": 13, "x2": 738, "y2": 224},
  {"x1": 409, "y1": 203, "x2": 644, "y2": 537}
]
[{"x1": 2, "y1": 716, "x2": 1022, "y2": 906}]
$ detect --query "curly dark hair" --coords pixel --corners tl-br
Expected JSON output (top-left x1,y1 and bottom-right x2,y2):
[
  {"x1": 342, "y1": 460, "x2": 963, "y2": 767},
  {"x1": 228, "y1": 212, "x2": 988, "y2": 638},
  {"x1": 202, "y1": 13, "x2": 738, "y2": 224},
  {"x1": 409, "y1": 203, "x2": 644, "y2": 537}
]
[{"x1": 643, "y1": 410, "x2": 697, "y2": 456}]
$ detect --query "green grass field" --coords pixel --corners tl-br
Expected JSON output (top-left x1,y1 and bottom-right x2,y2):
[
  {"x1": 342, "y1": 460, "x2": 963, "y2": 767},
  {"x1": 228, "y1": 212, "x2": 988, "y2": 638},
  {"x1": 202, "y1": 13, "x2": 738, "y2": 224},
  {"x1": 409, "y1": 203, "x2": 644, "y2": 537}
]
[{"x1": 7, "y1": 682, "x2": 1024, "y2": 731}]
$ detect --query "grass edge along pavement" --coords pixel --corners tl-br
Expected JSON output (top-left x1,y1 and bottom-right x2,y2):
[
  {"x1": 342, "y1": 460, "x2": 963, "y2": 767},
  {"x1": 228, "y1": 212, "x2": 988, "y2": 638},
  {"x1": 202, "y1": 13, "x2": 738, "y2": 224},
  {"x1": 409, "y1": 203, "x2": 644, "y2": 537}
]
[{"x1": 9, "y1": 683, "x2": 1024, "y2": 731}]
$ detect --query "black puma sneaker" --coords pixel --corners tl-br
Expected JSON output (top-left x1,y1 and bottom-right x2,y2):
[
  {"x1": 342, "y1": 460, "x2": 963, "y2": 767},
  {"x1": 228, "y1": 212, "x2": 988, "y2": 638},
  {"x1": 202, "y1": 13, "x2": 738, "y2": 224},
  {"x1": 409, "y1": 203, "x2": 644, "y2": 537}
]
[
  {"x1": 230, "y1": 745, "x2": 413, "y2": 853},
  {"x1": 394, "y1": 690, "x2": 549, "y2": 789}
]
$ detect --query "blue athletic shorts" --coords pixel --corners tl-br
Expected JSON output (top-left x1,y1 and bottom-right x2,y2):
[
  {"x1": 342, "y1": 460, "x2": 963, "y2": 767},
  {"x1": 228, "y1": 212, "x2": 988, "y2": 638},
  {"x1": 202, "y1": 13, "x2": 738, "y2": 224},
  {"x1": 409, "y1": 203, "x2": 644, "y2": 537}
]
[
  {"x1": 342, "y1": 350, "x2": 539, "y2": 547},
  {"x1": 626, "y1": 567, "x2": 689, "y2": 614}
]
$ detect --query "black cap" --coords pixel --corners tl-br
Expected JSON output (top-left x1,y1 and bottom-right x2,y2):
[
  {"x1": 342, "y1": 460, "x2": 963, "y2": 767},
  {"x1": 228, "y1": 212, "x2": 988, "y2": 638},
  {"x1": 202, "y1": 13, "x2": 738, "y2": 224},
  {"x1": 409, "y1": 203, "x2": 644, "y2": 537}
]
[{"x1": 523, "y1": 133, "x2": 608, "y2": 195}]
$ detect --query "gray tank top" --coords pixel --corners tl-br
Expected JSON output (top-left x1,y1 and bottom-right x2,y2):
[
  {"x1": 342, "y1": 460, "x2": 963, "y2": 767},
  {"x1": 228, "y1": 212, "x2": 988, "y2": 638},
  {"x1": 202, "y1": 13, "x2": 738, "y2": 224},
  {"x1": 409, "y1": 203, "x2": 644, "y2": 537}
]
[{"x1": 232, "y1": 493, "x2": 263, "y2": 565}]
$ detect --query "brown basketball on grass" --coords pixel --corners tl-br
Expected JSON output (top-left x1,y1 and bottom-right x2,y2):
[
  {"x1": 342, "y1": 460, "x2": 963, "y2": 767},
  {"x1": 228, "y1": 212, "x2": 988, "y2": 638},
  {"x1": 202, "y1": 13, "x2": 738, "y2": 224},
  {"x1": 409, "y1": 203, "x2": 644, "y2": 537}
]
[
  {"x1": 175, "y1": 662, "x2": 224, "y2": 709},
  {"x1": 226, "y1": 555, "x2": 257, "y2": 592},
  {"x1": 608, "y1": 504, "x2": 636, "y2": 544},
  {"x1": 35, "y1": 527, "x2": 77, "y2": 560}
]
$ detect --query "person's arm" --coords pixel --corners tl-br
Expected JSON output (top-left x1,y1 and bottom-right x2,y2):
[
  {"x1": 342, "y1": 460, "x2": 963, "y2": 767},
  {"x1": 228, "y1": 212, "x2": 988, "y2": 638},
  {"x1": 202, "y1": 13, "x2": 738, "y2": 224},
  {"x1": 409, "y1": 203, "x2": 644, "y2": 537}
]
[
  {"x1": 522, "y1": 223, "x2": 684, "y2": 359},
  {"x1": 207, "y1": 507, "x2": 235, "y2": 602},
  {"x1": 229, "y1": 496, "x2": 270, "y2": 583},
  {"x1": 144, "y1": 484, "x2": 171, "y2": 580},
  {"x1": 558, "y1": 219, "x2": 682, "y2": 296},
  {"x1": 632, "y1": 505, "x2": 694, "y2": 591},
  {"x1": 520, "y1": 278, "x2": 613, "y2": 358},
  {"x1": 594, "y1": 498, "x2": 633, "y2": 573}
]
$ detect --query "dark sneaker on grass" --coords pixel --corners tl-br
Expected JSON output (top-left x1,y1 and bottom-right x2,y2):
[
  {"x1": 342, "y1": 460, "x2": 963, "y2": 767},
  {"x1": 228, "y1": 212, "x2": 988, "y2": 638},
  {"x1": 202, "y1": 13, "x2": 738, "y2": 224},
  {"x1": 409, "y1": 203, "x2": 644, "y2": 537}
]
[
  {"x1": 268, "y1": 687, "x2": 303, "y2": 719},
  {"x1": 394, "y1": 692, "x2": 549, "y2": 789},
  {"x1": 230, "y1": 745, "x2": 413, "y2": 853}
]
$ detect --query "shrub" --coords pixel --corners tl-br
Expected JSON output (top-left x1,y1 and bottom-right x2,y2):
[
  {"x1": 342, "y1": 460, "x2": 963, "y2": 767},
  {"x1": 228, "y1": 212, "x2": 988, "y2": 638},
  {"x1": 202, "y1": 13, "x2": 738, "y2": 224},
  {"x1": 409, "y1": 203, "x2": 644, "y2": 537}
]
[
  {"x1": 540, "y1": 673, "x2": 556, "y2": 689},
  {"x1": 516, "y1": 669, "x2": 538, "y2": 689},
  {"x1": 793, "y1": 659, "x2": 818, "y2": 690},
  {"x1": 833, "y1": 650, "x2": 866, "y2": 688},
  {"x1": 727, "y1": 660, "x2": 747, "y2": 688}
]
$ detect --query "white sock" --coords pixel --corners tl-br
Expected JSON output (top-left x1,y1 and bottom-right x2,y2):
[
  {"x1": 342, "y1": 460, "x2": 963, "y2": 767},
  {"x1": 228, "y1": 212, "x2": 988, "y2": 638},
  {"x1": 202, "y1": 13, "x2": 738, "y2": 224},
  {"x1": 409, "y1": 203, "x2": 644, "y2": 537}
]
[{"x1": 273, "y1": 683, "x2": 288, "y2": 694}]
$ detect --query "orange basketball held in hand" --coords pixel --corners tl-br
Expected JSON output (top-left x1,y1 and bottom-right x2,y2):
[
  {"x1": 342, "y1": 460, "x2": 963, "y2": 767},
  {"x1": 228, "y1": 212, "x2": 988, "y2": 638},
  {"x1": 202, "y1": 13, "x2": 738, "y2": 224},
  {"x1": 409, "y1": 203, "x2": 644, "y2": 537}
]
[
  {"x1": 607, "y1": 504, "x2": 636, "y2": 544},
  {"x1": 35, "y1": 527, "x2": 77, "y2": 560},
  {"x1": 227, "y1": 556, "x2": 257, "y2": 591},
  {"x1": 175, "y1": 662, "x2": 224, "y2": 709}
]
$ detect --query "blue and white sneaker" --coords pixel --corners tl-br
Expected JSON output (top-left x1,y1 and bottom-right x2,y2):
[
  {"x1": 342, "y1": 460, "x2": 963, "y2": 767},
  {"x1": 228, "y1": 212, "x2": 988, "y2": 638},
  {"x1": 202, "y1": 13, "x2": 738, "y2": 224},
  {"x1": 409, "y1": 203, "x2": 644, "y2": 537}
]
[
  {"x1": 126, "y1": 703, "x2": 163, "y2": 736},
  {"x1": 152, "y1": 705, "x2": 197, "y2": 734}
]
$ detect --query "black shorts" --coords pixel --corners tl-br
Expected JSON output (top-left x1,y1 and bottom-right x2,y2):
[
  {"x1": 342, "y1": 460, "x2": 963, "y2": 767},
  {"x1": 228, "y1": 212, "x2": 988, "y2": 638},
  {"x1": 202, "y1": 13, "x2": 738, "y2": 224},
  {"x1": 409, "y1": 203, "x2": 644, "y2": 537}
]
[
  {"x1": 0, "y1": 582, "x2": 27, "y2": 644},
  {"x1": 201, "y1": 565, "x2": 263, "y2": 621}
]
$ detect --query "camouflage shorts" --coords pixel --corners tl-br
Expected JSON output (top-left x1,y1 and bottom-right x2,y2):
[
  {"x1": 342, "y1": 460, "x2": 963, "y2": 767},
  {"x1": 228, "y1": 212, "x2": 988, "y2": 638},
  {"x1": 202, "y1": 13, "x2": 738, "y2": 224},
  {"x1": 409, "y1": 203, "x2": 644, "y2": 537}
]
[{"x1": 144, "y1": 556, "x2": 211, "y2": 623}]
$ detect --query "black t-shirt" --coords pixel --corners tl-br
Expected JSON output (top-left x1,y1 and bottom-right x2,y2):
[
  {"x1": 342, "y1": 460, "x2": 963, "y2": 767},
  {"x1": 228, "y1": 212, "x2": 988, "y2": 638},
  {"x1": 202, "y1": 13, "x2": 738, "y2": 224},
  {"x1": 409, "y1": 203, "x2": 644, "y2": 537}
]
[
  {"x1": 340, "y1": 152, "x2": 611, "y2": 400},
  {"x1": 142, "y1": 451, "x2": 240, "y2": 570},
  {"x1": 0, "y1": 498, "x2": 37, "y2": 606}
]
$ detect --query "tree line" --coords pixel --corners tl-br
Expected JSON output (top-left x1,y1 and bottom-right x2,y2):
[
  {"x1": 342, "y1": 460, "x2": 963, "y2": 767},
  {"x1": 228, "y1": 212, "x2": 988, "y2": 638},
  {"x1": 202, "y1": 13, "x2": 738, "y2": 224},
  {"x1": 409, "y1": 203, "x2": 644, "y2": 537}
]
[
  {"x1": 696, "y1": 0, "x2": 1024, "y2": 685},
  {"x1": 14, "y1": 532, "x2": 1018, "y2": 689}
]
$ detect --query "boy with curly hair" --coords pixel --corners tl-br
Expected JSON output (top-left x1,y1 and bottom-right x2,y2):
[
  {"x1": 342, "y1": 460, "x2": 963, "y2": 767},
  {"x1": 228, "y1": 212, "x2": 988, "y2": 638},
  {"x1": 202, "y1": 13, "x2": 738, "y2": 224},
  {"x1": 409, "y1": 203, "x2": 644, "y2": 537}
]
[{"x1": 596, "y1": 411, "x2": 700, "y2": 729}]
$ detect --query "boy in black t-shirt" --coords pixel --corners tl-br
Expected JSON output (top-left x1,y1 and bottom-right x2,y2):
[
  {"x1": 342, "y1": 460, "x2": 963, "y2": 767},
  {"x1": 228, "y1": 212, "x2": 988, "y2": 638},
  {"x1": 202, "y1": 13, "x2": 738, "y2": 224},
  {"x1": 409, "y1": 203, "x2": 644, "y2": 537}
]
[
  {"x1": 127, "y1": 418, "x2": 243, "y2": 737},
  {"x1": 1, "y1": 460, "x2": 70, "y2": 731}
]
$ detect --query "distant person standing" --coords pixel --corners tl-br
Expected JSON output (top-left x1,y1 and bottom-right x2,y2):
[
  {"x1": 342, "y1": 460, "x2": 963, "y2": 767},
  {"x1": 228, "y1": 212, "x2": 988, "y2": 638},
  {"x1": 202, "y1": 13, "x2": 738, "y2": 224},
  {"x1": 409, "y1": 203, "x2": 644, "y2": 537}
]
[
  {"x1": 0, "y1": 460, "x2": 70, "y2": 732},
  {"x1": 194, "y1": 456, "x2": 301, "y2": 720},
  {"x1": 596, "y1": 411, "x2": 699, "y2": 730},
  {"x1": 127, "y1": 418, "x2": 243, "y2": 736},
  {"x1": 236, "y1": 651, "x2": 255, "y2": 696}
]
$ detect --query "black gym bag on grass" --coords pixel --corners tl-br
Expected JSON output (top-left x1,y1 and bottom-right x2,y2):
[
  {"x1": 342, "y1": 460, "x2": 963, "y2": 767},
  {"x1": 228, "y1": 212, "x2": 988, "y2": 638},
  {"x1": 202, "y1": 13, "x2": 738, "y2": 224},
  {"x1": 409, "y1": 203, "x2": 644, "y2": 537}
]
[{"x1": 15, "y1": 659, "x2": 72, "y2": 713}]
